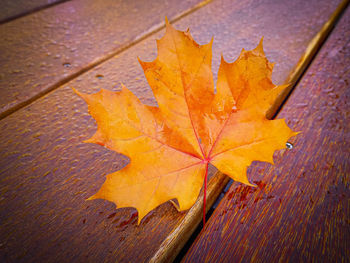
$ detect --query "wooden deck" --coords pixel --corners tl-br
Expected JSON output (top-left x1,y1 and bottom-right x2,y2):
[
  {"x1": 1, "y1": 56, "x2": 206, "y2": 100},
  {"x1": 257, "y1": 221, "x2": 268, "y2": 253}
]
[
  {"x1": 0, "y1": 0, "x2": 348, "y2": 262},
  {"x1": 183, "y1": 4, "x2": 350, "y2": 263}
]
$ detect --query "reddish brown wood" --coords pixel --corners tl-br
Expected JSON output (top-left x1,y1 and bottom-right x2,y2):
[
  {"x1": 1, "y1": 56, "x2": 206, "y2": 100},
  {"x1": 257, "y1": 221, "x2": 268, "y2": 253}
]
[
  {"x1": 0, "y1": 0, "x2": 344, "y2": 262},
  {"x1": 0, "y1": 0, "x2": 67, "y2": 23},
  {"x1": 0, "y1": 0, "x2": 204, "y2": 118},
  {"x1": 183, "y1": 6, "x2": 350, "y2": 263}
]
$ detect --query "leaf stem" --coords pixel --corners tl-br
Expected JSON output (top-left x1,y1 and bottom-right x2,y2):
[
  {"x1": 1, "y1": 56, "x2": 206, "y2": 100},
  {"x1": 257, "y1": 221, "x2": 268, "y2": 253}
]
[{"x1": 203, "y1": 162, "x2": 209, "y2": 227}]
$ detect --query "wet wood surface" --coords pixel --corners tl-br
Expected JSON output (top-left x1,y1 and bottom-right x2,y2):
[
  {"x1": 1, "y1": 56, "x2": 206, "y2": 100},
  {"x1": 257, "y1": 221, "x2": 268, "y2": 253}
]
[
  {"x1": 0, "y1": 0, "x2": 346, "y2": 262},
  {"x1": 183, "y1": 5, "x2": 350, "y2": 263},
  {"x1": 0, "y1": 0, "x2": 67, "y2": 24},
  {"x1": 0, "y1": 0, "x2": 204, "y2": 118}
]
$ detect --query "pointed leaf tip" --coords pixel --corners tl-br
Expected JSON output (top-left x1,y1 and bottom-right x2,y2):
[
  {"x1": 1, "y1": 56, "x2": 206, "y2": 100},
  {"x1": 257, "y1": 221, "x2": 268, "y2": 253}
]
[
  {"x1": 254, "y1": 37, "x2": 265, "y2": 54},
  {"x1": 165, "y1": 16, "x2": 170, "y2": 27},
  {"x1": 259, "y1": 36, "x2": 264, "y2": 45},
  {"x1": 72, "y1": 87, "x2": 78, "y2": 94},
  {"x1": 74, "y1": 21, "x2": 298, "y2": 226},
  {"x1": 72, "y1": 87, "x2": 84, "y2": 98},
  {"x1": 86, "y1": 195, "x2": 95, "y2": 201}
]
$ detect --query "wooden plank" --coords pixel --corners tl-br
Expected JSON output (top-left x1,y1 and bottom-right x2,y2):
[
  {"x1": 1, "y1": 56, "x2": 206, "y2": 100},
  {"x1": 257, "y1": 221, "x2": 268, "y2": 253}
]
[
  {"x1": 0, "y1": 0, "x2": 68, "y2": 24},
  {"x1": 267, "y1": 0, "x2": 350, "y2": 119},
  {"x1": 150, "y1": 0, "x2": 348, "y2": 261},
  {"x1": 0, "y1": 0, "x2": 206, "y2": 119},
  {"x1": 0, "y1": 0, "x2": 344, "y2": 262},
  {"x1": 182, "y1": 5, "x2": 350, "y2": 263}
]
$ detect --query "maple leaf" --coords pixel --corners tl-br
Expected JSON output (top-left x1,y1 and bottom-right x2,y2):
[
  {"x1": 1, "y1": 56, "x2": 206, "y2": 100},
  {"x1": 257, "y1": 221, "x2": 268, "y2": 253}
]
[{"x1": 74, "y1": 18, "x2": 297, "y2": 224}]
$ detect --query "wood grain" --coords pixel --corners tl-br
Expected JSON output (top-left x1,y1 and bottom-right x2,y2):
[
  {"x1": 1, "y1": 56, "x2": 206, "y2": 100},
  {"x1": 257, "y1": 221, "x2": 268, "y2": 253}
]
[
  {"x1": 0, "y1": 0, "x2": 205, "y2": 118},
  {"x1": 267, "y1": 0, "x2": 350, "y2": 119},
  {"x1": 182, "y1": 5, "x2": 350, "y2": 263},
  {"x1": 0, "y1": 0, "x2": 67, "y2": 24},
  {"x1": 0, "y1": 0, "x2": 344, "y2": 262},
  {"x1": 149, "y1": 167, "x2": 230, "y2": 263}
]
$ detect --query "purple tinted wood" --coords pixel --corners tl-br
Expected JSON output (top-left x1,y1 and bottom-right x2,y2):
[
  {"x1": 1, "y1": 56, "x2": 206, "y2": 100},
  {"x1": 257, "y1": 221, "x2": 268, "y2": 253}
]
[
  {"x1": 0, "y1": 0, "x2": 344, "y2": 262},
  {"x1": 0, "y1": 0, "x2": 205, "y2": 118},
  {"x1": 0, "y1": 0, "x2": 67, "y2": 23},
  {"x1": 183, "y1": 5, "x2": 350, "y2": 263}
]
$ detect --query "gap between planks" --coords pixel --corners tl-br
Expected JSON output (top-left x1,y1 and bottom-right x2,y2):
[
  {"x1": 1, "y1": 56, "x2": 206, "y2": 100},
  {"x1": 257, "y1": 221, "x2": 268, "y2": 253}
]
[
  {"x1": 268, "y1": 0, "x2": 350, "y2": 119},
  {"x1": 149, "y1": 0, "x2": 350, "y2": 262},
  {"x1": 0, "y1": 0, "x2": 212, "y2": 121},
  {"x1": 0, "y1": 0, "x2": 71, "y2": 25}
]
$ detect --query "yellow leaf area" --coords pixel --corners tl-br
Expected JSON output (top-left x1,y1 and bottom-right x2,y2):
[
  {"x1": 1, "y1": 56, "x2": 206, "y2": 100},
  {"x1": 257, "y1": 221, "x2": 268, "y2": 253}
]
[{"x1": 75, "y1": 19, "x2": 297, "y2": 223}]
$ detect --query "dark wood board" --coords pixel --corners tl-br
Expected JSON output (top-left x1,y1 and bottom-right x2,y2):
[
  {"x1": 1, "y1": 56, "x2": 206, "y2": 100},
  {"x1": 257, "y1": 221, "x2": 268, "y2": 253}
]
[
  {"x1": 182, "y1": 5, "x2": 350, "y2": 263},
  {"x1": 0, "y1": 0, "x2": 67, "y2": 24},
  {"x1": 0, "y1": 0, "x2": 344, "y2": 262},
  {"x1": 0, "y1": 0, "x2": 205, "y2": 118}
]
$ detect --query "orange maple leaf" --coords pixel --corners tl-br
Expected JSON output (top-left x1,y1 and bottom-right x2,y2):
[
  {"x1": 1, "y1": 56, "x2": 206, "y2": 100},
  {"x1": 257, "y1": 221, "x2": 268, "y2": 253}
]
[{"x1": 75, "y1": 19, "x2": 297, "y2": 224}]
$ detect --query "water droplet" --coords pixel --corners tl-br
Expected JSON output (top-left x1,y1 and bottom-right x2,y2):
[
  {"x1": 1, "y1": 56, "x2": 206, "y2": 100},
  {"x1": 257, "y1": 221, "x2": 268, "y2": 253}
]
[
  {"x1": 96, "y1": 74, "x2": 104, "y2": 79},
  {"x1": 63, "y1": 62, "x2": 71, "y2": 68},
  {"x1": 286, "y1": 142, "x2": 293, "y2": 149},
  {"x1": 296, "y1": 103, "x2": 308, "y2": 109}
]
